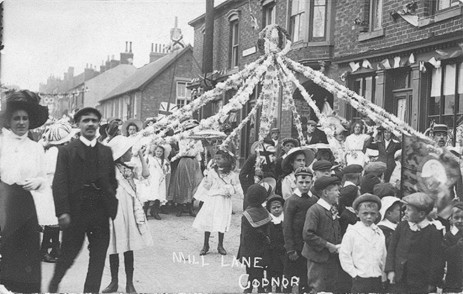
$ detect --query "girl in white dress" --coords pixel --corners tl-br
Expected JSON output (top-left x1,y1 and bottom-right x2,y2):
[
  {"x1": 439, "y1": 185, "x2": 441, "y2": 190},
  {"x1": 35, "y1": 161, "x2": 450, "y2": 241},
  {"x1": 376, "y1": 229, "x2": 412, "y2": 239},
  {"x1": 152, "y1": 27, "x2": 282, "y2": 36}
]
[
  {"x1": 103, "y1": 135, "x2": 153, "y2": 294},
  {"x1": 192, "y1": 149, "x2": 243, "y2": 256},
  {"x1": 145, "y1": 143, "x2": 170, "y2": 220},
  {"x1": 345, "y1": 121, "x2": 371, "y2": 166}
]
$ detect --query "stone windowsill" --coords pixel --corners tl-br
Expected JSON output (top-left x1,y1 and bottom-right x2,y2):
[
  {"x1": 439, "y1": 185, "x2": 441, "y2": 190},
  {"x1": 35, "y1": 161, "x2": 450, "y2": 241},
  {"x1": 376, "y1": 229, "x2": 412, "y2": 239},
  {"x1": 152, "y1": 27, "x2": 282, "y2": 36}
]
[
  {"x1": 418, "y1": 5, "x2": 463, "y2": 28},
  {"x1": 291, "y1": 40, "x2": 333, "y2": 50},
  {"x1": 358, "y1": 28, "x2": 385, "y2": 42}
]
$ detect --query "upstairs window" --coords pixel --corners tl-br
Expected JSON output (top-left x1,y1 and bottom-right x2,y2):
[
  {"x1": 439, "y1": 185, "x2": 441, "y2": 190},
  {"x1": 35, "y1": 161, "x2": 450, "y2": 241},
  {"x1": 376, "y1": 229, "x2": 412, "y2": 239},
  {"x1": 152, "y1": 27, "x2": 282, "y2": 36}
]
[
  {"x1": 262, "y1": 1, "x2": 276, "y2": 27},
  {"x1": 309, "y1": 0, "x2": 327, "y2": 41},
  {"x1": 289, "y1": 0, "x2": 305, "y2": 42},
  {"x1": 435, "y1": 0, "x2": 460, "y2": 12},
  {"x1": 368, "y1": 0, "x2": 383, "y2": 31},
  {"x1": 176, "y1": 81, "x2": 191, "y2": 108}
]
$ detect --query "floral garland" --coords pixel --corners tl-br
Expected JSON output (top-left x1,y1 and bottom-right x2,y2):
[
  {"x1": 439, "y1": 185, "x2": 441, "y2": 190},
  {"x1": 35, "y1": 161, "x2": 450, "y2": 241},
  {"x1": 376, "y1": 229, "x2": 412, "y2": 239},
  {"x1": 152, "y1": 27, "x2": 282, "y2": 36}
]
[
  {"x1": 258, "y1": 63, "x2": 279, "y2": 141},
  {"x1": 220, "y1": 92, "x2": 265, "y2": 150},
  {"x1": 278, "y1": 70, "x2": 306, "y2": 145}
]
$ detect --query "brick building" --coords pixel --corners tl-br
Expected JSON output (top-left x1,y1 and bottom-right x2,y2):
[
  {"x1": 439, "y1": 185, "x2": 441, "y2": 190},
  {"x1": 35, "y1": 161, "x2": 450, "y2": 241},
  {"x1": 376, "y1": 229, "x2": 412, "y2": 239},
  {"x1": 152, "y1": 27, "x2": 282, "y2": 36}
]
[
  {"x1": 99, "y1": 45, "x2": 200, "y2": 121},
  {"x1": 188, "y1": 0, "x2": 463, "y2": 162}
]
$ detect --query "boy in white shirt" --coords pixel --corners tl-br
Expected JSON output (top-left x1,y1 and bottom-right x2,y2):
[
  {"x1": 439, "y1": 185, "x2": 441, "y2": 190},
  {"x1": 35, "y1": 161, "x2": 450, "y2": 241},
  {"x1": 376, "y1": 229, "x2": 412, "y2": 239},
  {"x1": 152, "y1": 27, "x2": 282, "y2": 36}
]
[{"x1": 340, "y1": 193, "x2": 386, "y2": 293}]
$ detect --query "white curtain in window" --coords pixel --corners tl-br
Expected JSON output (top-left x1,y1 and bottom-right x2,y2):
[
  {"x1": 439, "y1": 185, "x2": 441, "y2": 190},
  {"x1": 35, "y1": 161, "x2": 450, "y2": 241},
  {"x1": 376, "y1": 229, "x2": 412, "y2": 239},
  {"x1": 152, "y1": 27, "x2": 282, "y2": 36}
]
[
  {"x1": 431, "y1": 67, "x2": 442, "y2": 97},
  {"x1": 312, "y1": 0, "x2": 326, "y2": 38},
  {"x1": 444, "y1": 64, "x2": 456, "y2": 96},
  {"x1": 365, "y1": 76, "x2": 373, "y2": 102}
]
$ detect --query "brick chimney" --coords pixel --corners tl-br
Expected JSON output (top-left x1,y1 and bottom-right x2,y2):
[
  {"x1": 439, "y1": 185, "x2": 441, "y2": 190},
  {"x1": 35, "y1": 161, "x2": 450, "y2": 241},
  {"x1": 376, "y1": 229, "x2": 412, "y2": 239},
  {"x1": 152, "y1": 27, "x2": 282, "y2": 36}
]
[
  {"x1": 110, "y1": 55, "x2": 120, "y2": 69},
  {"x1": 84, "y1": 64, "x2": 97, "y2": 81},
  {"x1": 149, "y1": 43, "x2": 167, "y2": 63},
  {"x1": 100, "y1": 61, "x2": 106, "y2": 73},
  {"x1": 105, "y1": 56, "x2": 111, "y2": 70},
  {"x1": 120, "y1": 41, "x2": 134, "y2": 65}
]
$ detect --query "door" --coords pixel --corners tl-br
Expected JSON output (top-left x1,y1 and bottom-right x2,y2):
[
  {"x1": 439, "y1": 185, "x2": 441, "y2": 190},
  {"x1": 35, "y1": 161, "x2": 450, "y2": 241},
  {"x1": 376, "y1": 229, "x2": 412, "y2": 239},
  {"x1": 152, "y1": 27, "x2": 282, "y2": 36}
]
[{"x1": 393, "y1": 89, "x2": 412, "y2": 125}]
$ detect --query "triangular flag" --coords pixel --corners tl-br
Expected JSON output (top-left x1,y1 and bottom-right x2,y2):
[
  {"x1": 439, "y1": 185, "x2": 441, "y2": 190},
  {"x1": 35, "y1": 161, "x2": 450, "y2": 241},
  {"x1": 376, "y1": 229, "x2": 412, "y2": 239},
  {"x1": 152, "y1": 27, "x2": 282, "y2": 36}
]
[
  {"x1": 377, "y1": 64, "x2": 383, "y2": 70},
  {"x1": 362, "y1": 59, "x2": 373, "y2": 69},
  {"x1": 381, "y1": 59, "x2": 391, "y2": 69},
  {"x1": 428, "y1": 57, "x2": 441, "y2": 68},
  {"x1": 409, "y1": 53, "x2": 415, "y2": 64},
  {"x1": 349, "y1": 62, "x2": 360, "y2": 72},
  {"x1": 394, "y1": 56, "x2": 401, "y2": 68},
  {"x1": 435, "y1": 49, "x2": 448, "y2": 57},
  {"x1": 419, "y1": 61, "x2": 427, "y2": 73}
]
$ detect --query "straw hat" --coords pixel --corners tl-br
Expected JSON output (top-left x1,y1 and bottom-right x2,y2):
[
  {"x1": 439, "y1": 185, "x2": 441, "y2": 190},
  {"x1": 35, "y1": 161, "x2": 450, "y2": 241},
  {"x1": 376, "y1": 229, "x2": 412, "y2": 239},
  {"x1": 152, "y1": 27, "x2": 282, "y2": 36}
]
[
  {"x1": 43, "y1": 122, "x2": 79, "y2": 145},
  {"x1": 281, "y1": 146, "x2": 315, "y2": 172},
  {"x1": 122, "y1": 119, "x2": 143, "y2": 136},
  {"x1": 107, "y1": 135, "x2": 137, "y2": 160}
]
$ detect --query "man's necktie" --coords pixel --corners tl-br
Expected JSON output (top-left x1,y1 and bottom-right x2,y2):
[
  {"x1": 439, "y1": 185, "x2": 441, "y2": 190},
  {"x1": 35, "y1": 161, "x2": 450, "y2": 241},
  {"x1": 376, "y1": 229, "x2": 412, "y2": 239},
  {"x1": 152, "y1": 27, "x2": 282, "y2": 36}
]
[{"x1": 330, "y1": 206, "x2": 339, "y2": 220}]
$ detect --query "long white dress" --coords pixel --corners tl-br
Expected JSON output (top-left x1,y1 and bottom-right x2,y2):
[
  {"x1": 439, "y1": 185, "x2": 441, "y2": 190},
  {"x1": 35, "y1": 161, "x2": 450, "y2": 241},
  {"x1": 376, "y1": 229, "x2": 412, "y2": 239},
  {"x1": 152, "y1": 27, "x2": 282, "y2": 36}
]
[
  {"x1": 192, "y1": 168, "x2": 243, "y2": 233},
  {"x1": 345, "y1": 133, "x2": 370, "y2": 166},
  {"x1": 281, "y1": 172, "x2": 297, "y2": 200},
  {"x1": 108, "y1": 165, "x2": 153, "y2": 254},
  {"x1": 146, "y1": 155, "x2": 169, "y2": 204}
]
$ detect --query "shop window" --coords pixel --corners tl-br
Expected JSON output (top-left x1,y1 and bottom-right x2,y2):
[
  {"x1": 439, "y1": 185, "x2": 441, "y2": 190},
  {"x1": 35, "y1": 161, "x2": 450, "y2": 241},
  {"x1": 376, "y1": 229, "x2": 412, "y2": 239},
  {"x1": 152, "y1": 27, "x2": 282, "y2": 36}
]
[
  {"x1": 347, "y1": 75, "x2": 376, "y2": 121},
  {"x1": 428, "y1": 61, "x2": 463, "y2": 131},
  {"x1": 176, "y1": 81, "x2": 191, "y2": 108}
]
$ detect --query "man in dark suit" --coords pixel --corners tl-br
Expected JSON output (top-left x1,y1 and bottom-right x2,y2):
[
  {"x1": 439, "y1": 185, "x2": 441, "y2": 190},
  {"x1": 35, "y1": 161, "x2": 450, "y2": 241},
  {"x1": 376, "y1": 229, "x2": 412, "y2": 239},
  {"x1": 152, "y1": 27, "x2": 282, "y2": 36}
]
[
  {"x1": 304, "y1": 120, "x2": 328, "y2": 145},
  {"x1": 49, "y1": 107, "x2": 118, "y2": 293},
  {"x1": 367, "y1": 129, "x2": 401, "y2": 182}
]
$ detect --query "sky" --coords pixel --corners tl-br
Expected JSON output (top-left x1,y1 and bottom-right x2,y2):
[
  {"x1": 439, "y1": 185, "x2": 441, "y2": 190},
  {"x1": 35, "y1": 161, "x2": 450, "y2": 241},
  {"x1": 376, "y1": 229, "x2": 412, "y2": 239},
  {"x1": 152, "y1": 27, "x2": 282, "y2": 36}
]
[{"x1": 1, "y1": 0, "x2": 225, "y2": 91}]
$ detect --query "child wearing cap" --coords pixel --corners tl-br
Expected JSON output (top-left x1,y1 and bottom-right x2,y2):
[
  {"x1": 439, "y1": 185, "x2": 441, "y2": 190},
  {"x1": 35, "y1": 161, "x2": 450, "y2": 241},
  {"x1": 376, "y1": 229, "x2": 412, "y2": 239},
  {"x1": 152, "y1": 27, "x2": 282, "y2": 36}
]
[
  {"x1": 377, "y1": 196, "x2": 402, "y2": 249},
  {"x1": 385, "y1": 192, "x2": 444, "y2": 293},
  {"x1": 283, "y1": 167, "x2": 317, "y2": 293},
  {"x1": 442, "y1": 202, "x2": 463, "y2": 293},
  {"x1": 340, "y1": 193, "x2": 386, "y2": 293},
  {"x1": 302, "y1": 176, "x2": 343, "y2": 293},
  {"x1": 263, "y1": 195, "x2": 286, "y2": 292}
]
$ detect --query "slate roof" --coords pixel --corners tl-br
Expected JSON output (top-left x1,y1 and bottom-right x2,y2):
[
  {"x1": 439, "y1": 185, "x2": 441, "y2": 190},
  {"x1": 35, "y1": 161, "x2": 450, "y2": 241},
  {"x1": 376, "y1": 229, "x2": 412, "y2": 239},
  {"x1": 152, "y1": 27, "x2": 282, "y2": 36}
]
[{"x1": 100, "y1": 45, "x2": 193, "y2": 102}]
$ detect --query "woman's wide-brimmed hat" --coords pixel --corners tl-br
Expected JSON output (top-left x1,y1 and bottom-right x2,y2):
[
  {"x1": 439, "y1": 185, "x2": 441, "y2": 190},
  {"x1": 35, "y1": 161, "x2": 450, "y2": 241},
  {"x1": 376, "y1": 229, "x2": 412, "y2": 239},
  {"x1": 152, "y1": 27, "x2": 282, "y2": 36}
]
[
  {"x1": 107, "y1": 135, "x2": 138, "y2": 160},
  {"x1": 1, "y1": 90, "x2": 49, "y2": 129},
  {"x1": 43, "y1": 122, "x2": 79, "y2": 145},
  {"x1": 281, "y1": 146, "x2": 315, "y2": 172},
  {"x1": 121, "y1": 119, "x2": 143, "y2": 136}
]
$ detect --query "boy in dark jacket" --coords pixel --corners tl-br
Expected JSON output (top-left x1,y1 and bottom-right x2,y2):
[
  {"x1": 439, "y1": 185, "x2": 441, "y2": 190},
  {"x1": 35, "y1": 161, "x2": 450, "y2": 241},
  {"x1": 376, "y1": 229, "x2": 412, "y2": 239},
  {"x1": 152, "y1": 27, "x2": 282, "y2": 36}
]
[
  {"x1": 443, "y1": 201, "x2": 463, "y2": 292},
  {"x1": 237, "y1": 184, "x2": 272, "y2": 293},
  {"x1": 385, "y1": 192, "x2": 444, "y2": 293},
  {"x1": 302, "y1": 176, "x2": 343, "y2": 293},
  {"x1": 283, "y1": 167, "x2": 317, "y2": 293}
]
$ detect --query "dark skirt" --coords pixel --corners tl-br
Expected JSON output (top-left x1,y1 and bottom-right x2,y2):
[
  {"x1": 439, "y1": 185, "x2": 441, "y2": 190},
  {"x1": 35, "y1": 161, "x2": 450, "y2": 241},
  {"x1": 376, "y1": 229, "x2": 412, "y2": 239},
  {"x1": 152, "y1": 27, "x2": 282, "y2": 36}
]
[
  {"x1": 0, "y1": 182, "x2": 41, "y2": 293},
  {"x1": 170, "y1": 157, "x2": 203, "y2": 204}
]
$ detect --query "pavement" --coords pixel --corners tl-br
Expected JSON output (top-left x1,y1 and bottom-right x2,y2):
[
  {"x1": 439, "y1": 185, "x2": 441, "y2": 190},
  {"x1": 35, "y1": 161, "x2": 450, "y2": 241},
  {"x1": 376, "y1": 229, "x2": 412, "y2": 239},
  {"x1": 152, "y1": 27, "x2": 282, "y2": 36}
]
[{"x1": 41, "y1": 197, "x2": 247, "y2": 293}]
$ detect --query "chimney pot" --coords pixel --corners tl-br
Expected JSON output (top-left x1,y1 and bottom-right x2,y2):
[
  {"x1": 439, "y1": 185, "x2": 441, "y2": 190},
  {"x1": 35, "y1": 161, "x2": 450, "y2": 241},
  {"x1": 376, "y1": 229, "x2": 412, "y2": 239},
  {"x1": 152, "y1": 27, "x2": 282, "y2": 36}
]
[
  {"x1": 151, "y1": 43, "x2": 154, "y2": 52},
  {"x1": 126, "y1": 41, "x2": 128, "y2": 52},
  {"x1": 129, "y1": 42, "x2": 132, "y2": 53}
]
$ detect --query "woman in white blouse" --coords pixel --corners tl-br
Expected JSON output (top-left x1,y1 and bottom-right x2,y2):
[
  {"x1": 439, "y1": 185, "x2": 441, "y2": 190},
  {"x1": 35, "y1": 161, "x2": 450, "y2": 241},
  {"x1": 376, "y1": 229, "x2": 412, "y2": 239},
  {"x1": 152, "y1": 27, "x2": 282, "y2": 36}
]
[
  {"x1": 345, "y1": 121, "x2": 371, "y2": 167},
  {"x1": 0, "y1": 90, "x2": 49, "y2": 293}
]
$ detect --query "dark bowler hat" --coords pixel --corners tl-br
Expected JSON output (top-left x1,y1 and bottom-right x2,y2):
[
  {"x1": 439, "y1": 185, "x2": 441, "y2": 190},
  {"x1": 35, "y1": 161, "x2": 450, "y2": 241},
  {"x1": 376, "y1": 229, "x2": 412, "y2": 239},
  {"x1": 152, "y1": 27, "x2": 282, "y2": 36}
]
[
  {"x1": 343, "y1": 164, "x2": 363, "y2": 175},
  {"x1": 353, "y1": 193, "x2": 382, "y2": 211},
  {"x1": 74, "y1": 107, "x2": 102, "y2": 122},
  {"x1": 271, "y1": 128, "x2": 280, "y2": 133},
  {"x1": 1, "y1": 90, "x2": 49, "y2": 129},
  {"x1": 312, "y1": 160, "x2": 333, "y2": 171},
  {"x1": 314, "y1": 176, "x2": 340, "y2": 191}
]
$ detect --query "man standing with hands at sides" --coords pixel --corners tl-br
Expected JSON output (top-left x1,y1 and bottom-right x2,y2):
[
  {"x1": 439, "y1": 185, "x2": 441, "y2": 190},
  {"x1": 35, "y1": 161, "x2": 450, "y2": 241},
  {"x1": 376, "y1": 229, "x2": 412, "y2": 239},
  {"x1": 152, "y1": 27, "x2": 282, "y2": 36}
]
[
  {"x1": 302, "y1": 176, "x2": 343, "y2": 294},
  {"x1": 48, "y1": 107, "x2": 118, "y2": 293}
]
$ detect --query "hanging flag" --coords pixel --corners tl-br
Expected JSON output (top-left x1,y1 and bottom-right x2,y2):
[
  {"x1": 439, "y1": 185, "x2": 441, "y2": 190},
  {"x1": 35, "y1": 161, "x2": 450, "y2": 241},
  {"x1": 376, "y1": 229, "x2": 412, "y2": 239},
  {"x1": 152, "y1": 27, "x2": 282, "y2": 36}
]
[
  {"x1": 419, "y1": 61, "x2": 427, "y2": 73},
  {"x1": 393, "y1": 56, "x2": 401, "y2": 68},
  {"x1": 409, "y1": 53, "x2": 415, "y2": 64},
  {"x1": 428, "y1": 57, "x2": 441, "y2": 69},
  {"x1": 435, "y1": 49, "x2": 449, "y2": 57},
  {"x1": 381, "y1": 59, "x2": 391, "y2": 69},
  {"x1": 349, "y1": 62, "x2": 360, "y2": 72},
  {"x1": 362, "y1": 59, "x2": 373, "y2": 69}
]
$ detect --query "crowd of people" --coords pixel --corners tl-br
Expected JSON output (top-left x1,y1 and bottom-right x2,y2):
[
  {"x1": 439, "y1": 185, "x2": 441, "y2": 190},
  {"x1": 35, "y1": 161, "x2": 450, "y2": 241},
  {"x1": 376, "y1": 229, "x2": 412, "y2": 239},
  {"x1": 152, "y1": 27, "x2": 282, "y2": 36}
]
[{"x1": 0, "y1": 89, "x2": 462, "y2": 294}]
